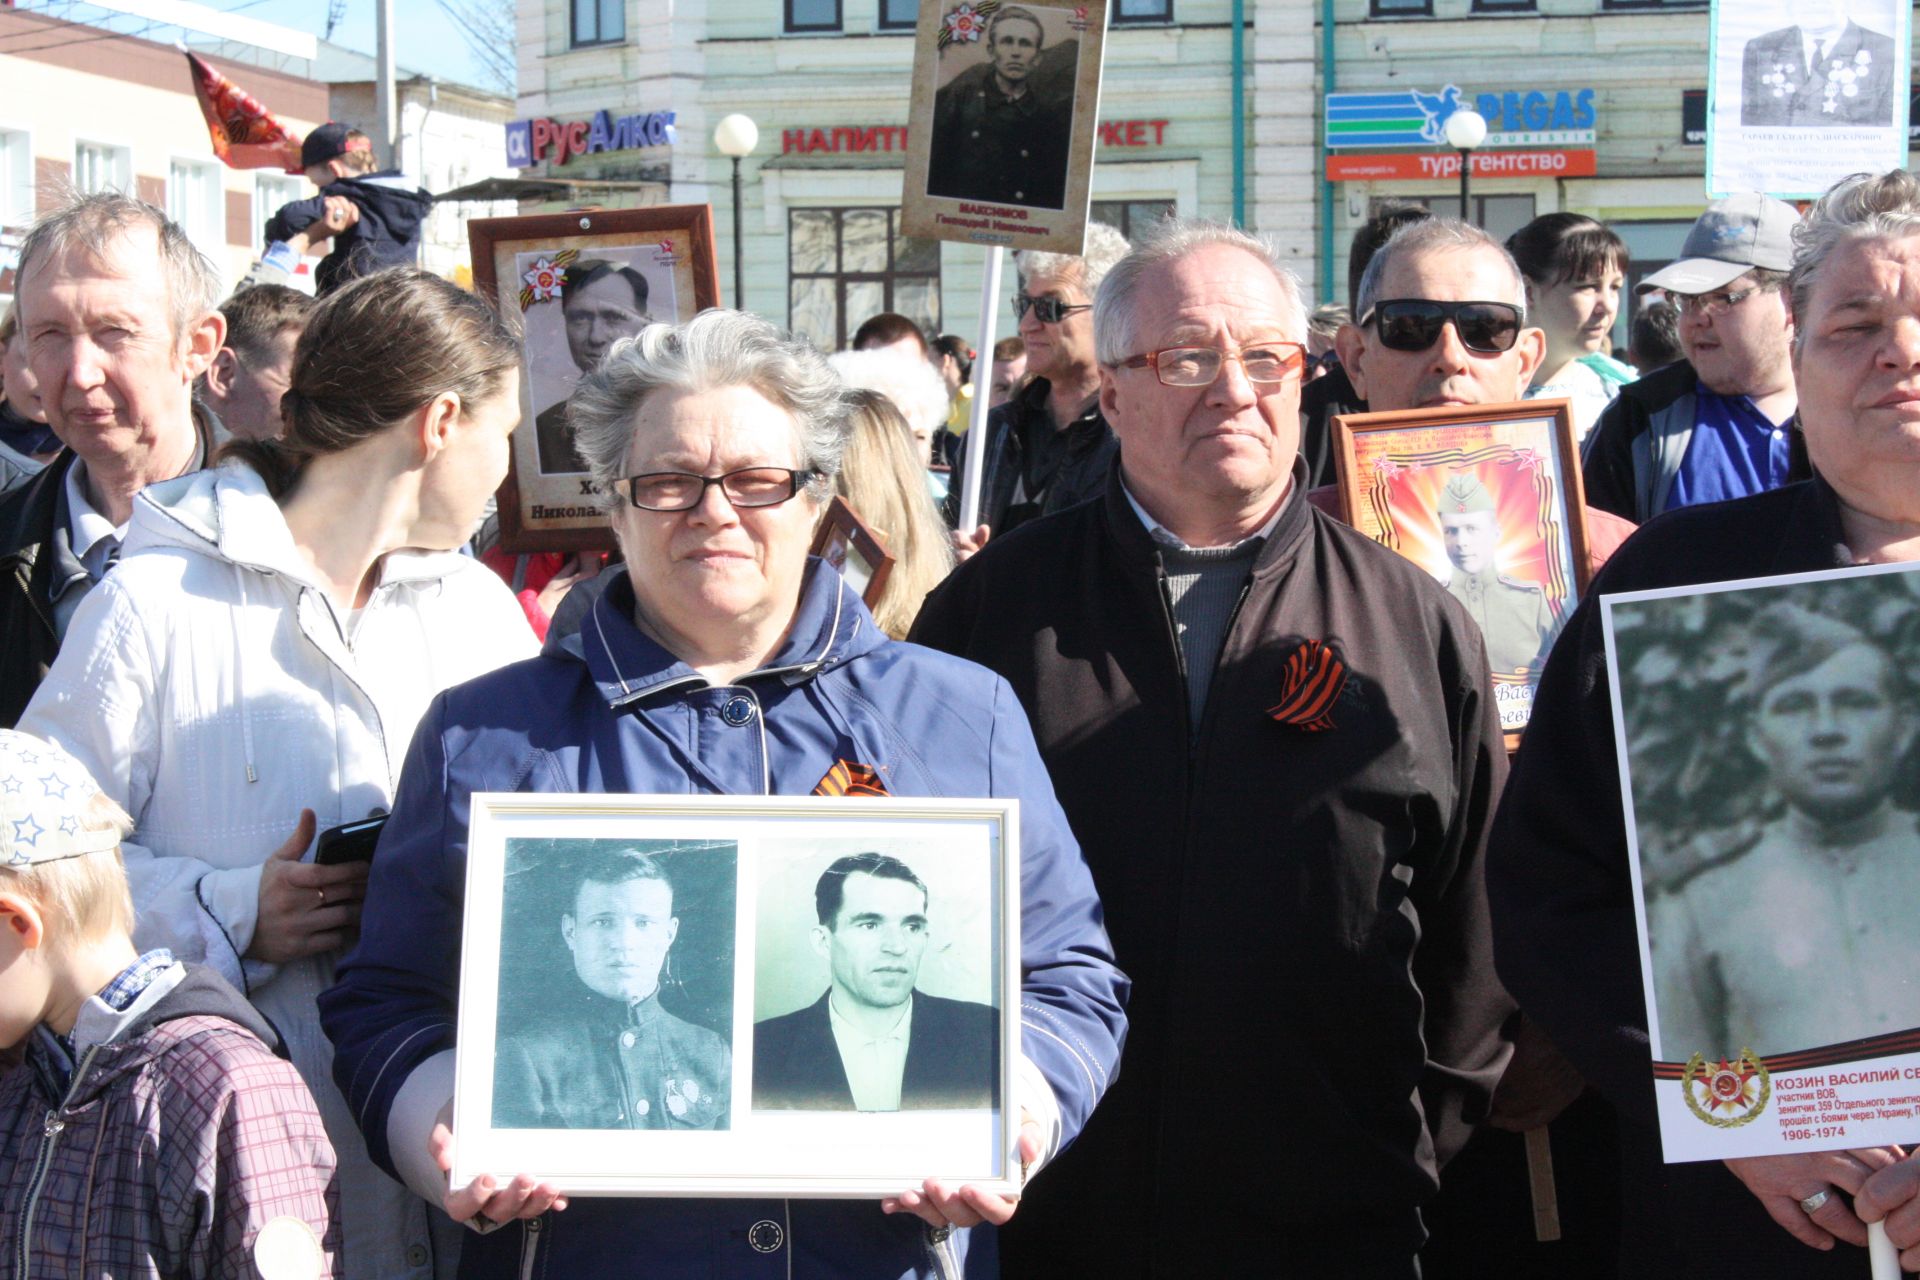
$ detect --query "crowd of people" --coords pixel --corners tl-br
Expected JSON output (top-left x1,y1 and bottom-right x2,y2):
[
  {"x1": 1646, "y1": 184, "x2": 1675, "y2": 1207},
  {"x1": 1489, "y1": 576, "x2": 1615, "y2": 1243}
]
[{"x1": 4, "y1": 158, "x2": 1920, "y2": 1280}]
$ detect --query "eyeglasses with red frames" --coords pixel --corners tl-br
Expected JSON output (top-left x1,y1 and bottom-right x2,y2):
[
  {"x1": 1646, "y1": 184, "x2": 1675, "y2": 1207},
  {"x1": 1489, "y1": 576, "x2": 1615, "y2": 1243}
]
[{"x1": 1115, "y1": 342, "x2": 1309, "y2": 387}]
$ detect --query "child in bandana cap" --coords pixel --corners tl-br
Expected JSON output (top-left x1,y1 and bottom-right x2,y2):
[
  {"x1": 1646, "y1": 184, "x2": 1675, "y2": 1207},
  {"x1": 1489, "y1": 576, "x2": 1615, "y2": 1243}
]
[{"x1": 0, "y1": 730, "x2": 340, "y2": 1279}]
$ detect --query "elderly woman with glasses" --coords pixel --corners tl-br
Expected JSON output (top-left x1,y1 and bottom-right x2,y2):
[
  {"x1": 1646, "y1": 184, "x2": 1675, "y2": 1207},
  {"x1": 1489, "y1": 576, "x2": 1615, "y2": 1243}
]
[
  {"x1": 1491, "y1": 169, "x2": 1920, "y2": 1275},
  {"x1": 319, "y1": 309, "x2": 1126, "y2": 1280}
]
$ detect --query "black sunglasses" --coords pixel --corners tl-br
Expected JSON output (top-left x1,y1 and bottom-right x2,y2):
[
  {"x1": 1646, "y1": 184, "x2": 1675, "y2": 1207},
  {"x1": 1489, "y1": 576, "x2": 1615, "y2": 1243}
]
[
  {"x1": 1013, "y1": 294, "x2": 1091, "y2": 324},
  {"x1": 1359, "y1": 299, "x2": 1524, "y2": 355}
]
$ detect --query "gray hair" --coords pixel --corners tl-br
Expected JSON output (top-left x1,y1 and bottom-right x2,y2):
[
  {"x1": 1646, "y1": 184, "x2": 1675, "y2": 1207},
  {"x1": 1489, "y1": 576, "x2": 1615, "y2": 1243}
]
[
  {"x1": 16, "y1": 190, "x2": 220, "y2": 340},
  {"x1": 568, "y1": 309, "x2": 851, "y2": 513},
  {"x1": 1353, "y1": 217, "x2": 1529, "y2": 322},
  {"x1": 1789, "y1": 169, "x2": 1920, "y2": 349},
  {"x1": 1092, "y1": 217, "x2": 1309, "y2": 366},
  {"x1": 1015, "y1": 221, "x2": 1131, "y2": 300}
]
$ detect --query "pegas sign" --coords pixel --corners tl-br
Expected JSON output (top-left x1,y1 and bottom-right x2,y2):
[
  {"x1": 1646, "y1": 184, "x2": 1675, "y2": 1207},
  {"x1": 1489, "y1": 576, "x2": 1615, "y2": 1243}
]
[
  {"x1": 506, "y1": 108, "x2": 677, "y2": 168},
  {"x1": 1325, "y1": 84, "x2": 1596, "y2": 150}
]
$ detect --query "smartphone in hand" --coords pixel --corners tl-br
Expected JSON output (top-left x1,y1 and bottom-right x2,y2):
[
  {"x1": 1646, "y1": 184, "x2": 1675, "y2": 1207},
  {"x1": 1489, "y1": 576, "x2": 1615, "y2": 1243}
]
[{"x1": 314, "y1": 815, "x2": 387, "y2": 866}]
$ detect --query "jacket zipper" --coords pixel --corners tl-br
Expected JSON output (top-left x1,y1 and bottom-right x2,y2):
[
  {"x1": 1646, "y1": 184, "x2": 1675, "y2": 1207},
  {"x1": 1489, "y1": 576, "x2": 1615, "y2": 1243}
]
[
  {"x1": 15, "y1": 1044, "x2": 102, "y2": 1279},
  {"x1": 516, "y1": 1216, "x2": 543, "y2": 1280}
]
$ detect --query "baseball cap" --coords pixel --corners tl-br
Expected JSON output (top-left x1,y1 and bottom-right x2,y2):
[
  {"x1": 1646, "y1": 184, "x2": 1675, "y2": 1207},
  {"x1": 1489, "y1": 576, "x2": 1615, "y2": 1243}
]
[
  {"x1": 0, "y1": 730, "x2": 121, "y2": 868},
  {"x1": 299, "y1": 122, "x2": 371, "y2": 171},
  {"x1": 1636, "y1": 193, "x2": 1801, "y2": 296}
]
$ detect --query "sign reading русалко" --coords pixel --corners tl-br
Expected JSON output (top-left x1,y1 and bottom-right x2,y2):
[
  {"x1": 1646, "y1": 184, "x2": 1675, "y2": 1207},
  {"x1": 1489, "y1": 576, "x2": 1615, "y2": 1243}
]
[{"x1": 1324, "y1": 84, "x2": 1597, "y2": 150}]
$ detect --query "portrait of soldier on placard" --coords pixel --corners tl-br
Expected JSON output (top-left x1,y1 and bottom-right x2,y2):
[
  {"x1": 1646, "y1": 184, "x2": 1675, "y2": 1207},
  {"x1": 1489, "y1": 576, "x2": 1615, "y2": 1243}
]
[
  {"x1": 1435, "y1": 472, "x2": 1559, "y2": 679},
  {"x1": 753, "y1": 851, "x2": 997, "y2": 1112},
  {"x1": 925, "y1": 3, "x2": 1078, "y2": 211},
  {"x1": 1739, "y1": 0, "x2": 1897, "y2": 127},
  {"x1": 493, "y1": 843, "x2": 733, "y2": 1130}
]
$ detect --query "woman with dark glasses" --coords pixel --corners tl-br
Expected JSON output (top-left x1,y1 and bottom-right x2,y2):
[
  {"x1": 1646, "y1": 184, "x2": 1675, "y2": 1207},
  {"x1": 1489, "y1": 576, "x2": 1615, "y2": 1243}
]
[{"x1": 1507, "y1": 212, "x2": 1637, "y2": 440}]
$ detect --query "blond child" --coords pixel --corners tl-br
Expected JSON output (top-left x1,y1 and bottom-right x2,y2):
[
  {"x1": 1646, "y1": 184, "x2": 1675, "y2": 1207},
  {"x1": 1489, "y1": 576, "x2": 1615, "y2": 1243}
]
[{"x1": 0, "y1": 730, "x2": 339, "y2": 1279}]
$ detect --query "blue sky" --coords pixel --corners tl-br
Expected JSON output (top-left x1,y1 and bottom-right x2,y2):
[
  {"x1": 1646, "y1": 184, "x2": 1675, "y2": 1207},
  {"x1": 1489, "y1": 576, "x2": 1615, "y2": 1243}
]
[{"x1": 236, "y1": 0, "x2": 498, "y2": 91}]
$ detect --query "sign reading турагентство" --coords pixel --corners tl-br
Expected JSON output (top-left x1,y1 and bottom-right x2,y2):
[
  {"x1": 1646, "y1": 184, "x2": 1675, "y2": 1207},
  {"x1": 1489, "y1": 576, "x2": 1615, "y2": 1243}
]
[{"x1": 1325, "y1": 85, "x2": 1597, "y2": 150}]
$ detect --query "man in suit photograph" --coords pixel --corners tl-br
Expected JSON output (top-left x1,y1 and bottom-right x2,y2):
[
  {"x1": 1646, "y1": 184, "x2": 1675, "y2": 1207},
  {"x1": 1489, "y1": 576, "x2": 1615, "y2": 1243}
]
[
  {"x1": 752, "y1": 852, "x2": 997, "y2": 1112},
  {"x1": 533, "y1": 258, "x2": 654, "y2": 473},
  {"x1": 1741, "y1": 0, "x2": 1896, "y2": 127}
]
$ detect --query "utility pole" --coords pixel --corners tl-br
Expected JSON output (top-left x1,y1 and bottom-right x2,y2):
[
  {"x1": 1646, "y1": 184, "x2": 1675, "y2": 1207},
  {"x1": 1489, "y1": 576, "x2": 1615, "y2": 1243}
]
[{"x1": 375, "y1": 0, "x2": 398, "y2": 169}]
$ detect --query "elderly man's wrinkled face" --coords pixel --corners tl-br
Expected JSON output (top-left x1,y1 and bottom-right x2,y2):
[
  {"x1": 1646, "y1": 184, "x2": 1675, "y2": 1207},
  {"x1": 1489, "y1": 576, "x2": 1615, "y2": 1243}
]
[
  {"x1": 20, "y1": 226, "x2": 220, "y2": 461},
  {"x1": 1017, "y1": 267, "x2": 1096, "y2": 385},
  {"x1": 988, "y1": 19, "x2": 1042, "y2": 91},
  {"x1": 813, "y1": 872, "x2": 929, "y2": 1012},
  {"x1": 1753, "y1": 644, "x2": 1915, "y2": 825},
  {"x1": 1099, "y1": 244, "x2": 1304, "y2": 528},
  {"x1": 1793, "y1": 234, "x2": 1920, "y2": 490},
  {"x1": 1440, "y1": 510, "x2": 1499, "y2": 575},
  {"x1": 1337, "y1": 245, "x2": 1545, "y2": 412},
  {"x1": 564, "y1": 271, "x2": 650, "y2": 373},
  {"x1": 564, "y1": 875, "x2": 678, "y2": 1004},
  {"x1": 1678, "y1": 271, "x2": 1793, "y2": 400}
]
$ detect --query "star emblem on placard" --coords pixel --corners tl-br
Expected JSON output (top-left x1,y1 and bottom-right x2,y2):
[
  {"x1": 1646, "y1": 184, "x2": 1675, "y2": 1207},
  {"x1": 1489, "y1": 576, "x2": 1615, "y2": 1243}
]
[{"x1": 521, "y1": 257, "x2": 565, "y2": 302}]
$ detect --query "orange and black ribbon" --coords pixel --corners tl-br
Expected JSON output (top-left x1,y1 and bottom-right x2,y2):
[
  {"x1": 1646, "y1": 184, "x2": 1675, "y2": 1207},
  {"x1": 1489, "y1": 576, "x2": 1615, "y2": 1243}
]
[
  {"x1": 1267, "y1": 640, "x2": 1347, "y2": 733},
  {"x1": 814, "y1": 760, "x2": 889, "y2": 797}
]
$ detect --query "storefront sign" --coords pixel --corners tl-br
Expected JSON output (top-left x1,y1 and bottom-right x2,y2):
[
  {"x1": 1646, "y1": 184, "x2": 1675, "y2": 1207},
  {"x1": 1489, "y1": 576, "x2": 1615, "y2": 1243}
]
[
  {"x1": 1683, "y1": 90, "x2": 1706, "y2": 146},
  {"x1": 1325, "y1": 85, "x2": 1597, "y2": 150},
  {"x1": 506, "y1": 109, "x2": 677, "y2": 168},
  {"x1": 1325, "y1": 149, "x2": 1598, "y2": 181},
  {"x1": 781, "y1": 119, "x2": 1168, "y2": 154}
]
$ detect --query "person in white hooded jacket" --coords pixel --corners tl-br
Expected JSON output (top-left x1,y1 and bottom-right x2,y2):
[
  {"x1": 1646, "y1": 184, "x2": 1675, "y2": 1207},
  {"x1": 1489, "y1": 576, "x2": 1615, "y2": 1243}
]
[{"x1": 19, "y1": 269, "x2": 536, "y2": 1280}]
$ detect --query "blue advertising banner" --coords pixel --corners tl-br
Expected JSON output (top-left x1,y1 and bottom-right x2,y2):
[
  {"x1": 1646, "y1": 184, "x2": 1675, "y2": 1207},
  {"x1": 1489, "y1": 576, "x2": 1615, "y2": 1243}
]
[{"x1": 1325, "y1": 84, "x2": 1597, "y2": 151}]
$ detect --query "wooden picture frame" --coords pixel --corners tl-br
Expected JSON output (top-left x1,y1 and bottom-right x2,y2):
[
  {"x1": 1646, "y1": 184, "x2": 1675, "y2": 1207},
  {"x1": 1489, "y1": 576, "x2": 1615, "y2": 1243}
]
[
  {"x1": 452, "y1": 793, "x2": 1022, "y2": 1197},
  {"x1": 470, "y1": 206, "x2": 720, "y2": 554},
  {"x1": 900, "y1": 0, "x2": 1111, "y2": 254},
  {"x1": 1331, "y1": 397, "x2": 1591, "y2": 748},
  {"x1": 809, "y1": 495, "x2": 895, "y2": 611}
]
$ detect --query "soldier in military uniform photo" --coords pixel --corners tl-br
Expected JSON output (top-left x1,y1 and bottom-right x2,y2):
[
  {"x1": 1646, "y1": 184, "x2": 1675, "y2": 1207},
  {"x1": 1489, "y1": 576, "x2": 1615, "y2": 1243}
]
[
  {"x1": 532, "y1": 257, "x2": 656, "y2": 474},
  {"x1": 1740, "y1": 0, "x2": 1896, "y2": 127},
  {"x1": 1437, "y1": 472, "x2": 1558, "y2": 678},
  {"x1": 925, "y1": 5, "x2": 1074, "y2": 210},
  {"x1": 493, "y1": 847, "x2": 732, "y2": 1130}
]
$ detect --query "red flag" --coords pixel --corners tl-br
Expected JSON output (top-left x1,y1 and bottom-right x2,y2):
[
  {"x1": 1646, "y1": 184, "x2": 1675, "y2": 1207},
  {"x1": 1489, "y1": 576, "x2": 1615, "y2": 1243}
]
[{"x1": 184, "y1": 52, "x2": 304, "y2": 173}]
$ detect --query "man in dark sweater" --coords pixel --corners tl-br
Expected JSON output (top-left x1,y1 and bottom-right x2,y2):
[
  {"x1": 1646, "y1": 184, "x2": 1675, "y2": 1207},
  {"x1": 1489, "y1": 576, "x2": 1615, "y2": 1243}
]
[{"x1": 912, "y1": 218, "x2": 1513, "y2": 1277}]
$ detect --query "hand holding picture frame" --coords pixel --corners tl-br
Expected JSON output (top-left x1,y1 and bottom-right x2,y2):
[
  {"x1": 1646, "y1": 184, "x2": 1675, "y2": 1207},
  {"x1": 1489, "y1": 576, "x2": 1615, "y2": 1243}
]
[
  {"x1": 1331, "y1": 398, "x2": 1591, "y2": 747},
  {"x1": 453, "y1": 794, "x2": 1021, "y2": 1197},
  {"x1": 469, "y1": 206, "x2": 721, "y2": 554}
]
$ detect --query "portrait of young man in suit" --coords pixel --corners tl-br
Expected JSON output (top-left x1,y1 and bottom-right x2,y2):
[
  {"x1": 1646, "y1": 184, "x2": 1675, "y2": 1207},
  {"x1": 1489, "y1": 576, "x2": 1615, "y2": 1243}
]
[
  {"x1": 751, "y1": 852, "x2": 998, "y2": 1112},
  {"x1": 1740, "y1": 0, "x2": 1896, "y2": 127}
]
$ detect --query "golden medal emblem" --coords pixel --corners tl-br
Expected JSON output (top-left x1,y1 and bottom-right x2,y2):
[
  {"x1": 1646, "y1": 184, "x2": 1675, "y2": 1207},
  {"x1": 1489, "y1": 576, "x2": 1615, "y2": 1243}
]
[{"x1": 1681, "y1": 1049, "x2": 1772, "y2": 1129}]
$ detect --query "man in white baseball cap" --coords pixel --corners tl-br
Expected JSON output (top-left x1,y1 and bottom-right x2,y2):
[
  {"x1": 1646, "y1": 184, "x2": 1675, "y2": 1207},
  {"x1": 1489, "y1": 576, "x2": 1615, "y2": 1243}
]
[{"x1": 1582, "y1": 193, "x2": 1804, "y2": 523}]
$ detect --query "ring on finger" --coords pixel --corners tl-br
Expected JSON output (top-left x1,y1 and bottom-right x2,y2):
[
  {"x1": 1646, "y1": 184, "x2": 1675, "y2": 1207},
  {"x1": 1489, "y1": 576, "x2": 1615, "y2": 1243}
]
[
  {"x1": 316, "y1": 886, "x2": 326, "y2": 907},
  {"x1": 1800, "y1": 1189, "x2": 1833, "y2": 1214}
]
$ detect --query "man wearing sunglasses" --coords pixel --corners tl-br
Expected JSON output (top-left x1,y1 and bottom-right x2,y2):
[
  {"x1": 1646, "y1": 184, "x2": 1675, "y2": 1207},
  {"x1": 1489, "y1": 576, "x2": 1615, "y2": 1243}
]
[
  {"x1": 943, "y1": 223, "x2": 1128, "y2": 556},
  {"x1": 914, "y1": 218, "x2": 1512, "y2": 1278},
  {"x1": 1582, "y1": 193, "x2": 1805, "y2": 523}
]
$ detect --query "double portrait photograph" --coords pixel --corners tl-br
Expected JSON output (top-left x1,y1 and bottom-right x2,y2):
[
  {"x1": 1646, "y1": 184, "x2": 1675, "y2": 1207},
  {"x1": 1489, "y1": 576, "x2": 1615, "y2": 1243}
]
[{"x1": 454, "y1": 796, "x2": 1019, "y2": 1197}]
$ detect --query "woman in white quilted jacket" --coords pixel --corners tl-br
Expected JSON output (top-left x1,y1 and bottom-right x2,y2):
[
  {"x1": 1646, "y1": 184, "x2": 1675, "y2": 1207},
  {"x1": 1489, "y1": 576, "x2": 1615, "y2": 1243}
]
[{"x1": 19, "y1": 268, "x2": 537, "y2": 1280}]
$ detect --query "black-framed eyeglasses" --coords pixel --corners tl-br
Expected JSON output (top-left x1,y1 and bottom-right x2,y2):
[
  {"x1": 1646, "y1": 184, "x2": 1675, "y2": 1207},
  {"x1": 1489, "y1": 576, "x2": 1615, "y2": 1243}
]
[
  {"x1": 1013, "y1": 293, "x2": 1091, "y2": 324},
  {"x1": 619, "y1": 466, "x2": 818, "y2": 512},
  {"x1": 1359, "y1": 299, "x2": 1524, "y2": 355},
  {"x1": 1116, "y1": 342, "x2": 1309, "y2": 387},
  {"x1": 1669, "y1": 286, "x2": 1762, "y2": 318}
]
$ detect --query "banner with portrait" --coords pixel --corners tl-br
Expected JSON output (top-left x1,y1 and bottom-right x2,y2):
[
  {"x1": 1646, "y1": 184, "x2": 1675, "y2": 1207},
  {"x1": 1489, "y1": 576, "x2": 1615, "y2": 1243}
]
[
  {"x1": 453, "y1": 794, "x2": 1021, "y2": 1196},
  {"x1": 1332, "y1": 398, "x2": 1590, "y2": 747},
  {"x1": 469, "y1": 206, "x2": 720, "y2": 553},
  {"x1": 901, "y1": 0, "x2": 1110, "y2": 254},
  {"x1": 1604, "y1": 562, "x2": 1920, "y2": 1161},
  {"x1": 1707, "y1": 0, "x2": 1911, "y2": 197}
]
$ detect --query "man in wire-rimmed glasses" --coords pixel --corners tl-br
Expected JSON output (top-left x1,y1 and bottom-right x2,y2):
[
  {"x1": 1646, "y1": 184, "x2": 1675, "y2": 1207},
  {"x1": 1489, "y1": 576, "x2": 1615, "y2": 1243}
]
[
  {"x1": 1583, "y1": 193, "x2": 1805, "y2": 523},
  {"x1": 912, "y1": 217, "x2": 1513, "y2": 1278}
]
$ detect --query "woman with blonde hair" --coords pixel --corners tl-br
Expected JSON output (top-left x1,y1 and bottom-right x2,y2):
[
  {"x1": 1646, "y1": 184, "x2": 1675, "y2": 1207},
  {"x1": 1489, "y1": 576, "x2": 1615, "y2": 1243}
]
[{"x1": 835, "y1": 387, "x2": 955, "y2": 638}]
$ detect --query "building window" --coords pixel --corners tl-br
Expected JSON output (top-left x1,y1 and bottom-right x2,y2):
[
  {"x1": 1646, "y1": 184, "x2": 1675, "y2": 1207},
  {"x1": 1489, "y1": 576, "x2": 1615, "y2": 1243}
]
[
  {"x1": 1091, "y1": 199, "x2": 1175, "y2": 241},
  {"x1": 253, "y1": 173, "x2": 305, "y2": 253},
  {"x1": 1371, "y1": 194, "x2": 1536, "y2": 246},
  {"x1": 1370, "y1": 0, "x2": 1433, "y2": 15},
  {"x1": 0, "y1": 129, "x2": 31, "y2": 229},
  {"x1": 789, "y1": 207, "x2": 940, "y2": 352},
  {"x1": 167, "y1": 158, "x2": 224, "y2": 263},
  {"x1": 1473, "y1": 0, "x2": 1535, "y2": 11},
  {"x1": 786, "y1": 0, "x2": 841, "y2": 33},
  {"x1": 878, "y1": 0, "x2": 916, "y2": 29},
  {"x1": 1114, "y1": 0, "x2": 1174, "y2": 21},
  {"x1": 572, "y1": 0, "x2": 625, "y2": 47},
  {"x1": 1601, "y1": 0, "x2": 1705, "y2": 8},
  {"x1": 74, "y1": 141, "x2": 131, "y2": 197}
]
